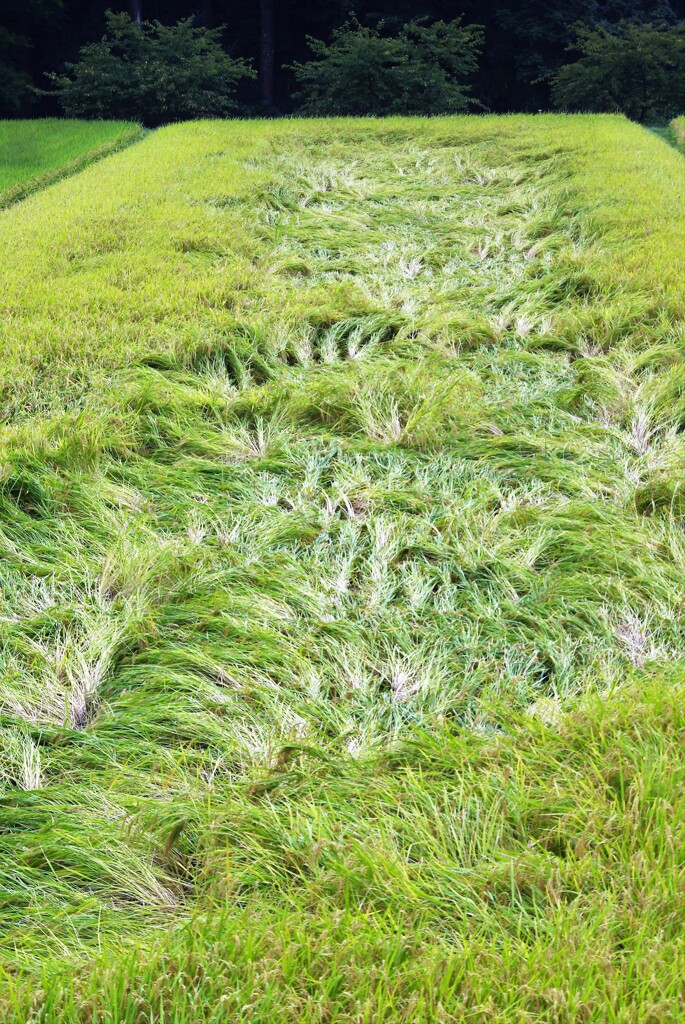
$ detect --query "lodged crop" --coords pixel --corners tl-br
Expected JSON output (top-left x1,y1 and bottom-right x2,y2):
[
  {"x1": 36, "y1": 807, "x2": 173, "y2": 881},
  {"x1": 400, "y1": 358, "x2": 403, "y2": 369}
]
[{"x1": 1, "y1": 114, "x2": 685, "y2": 1020}]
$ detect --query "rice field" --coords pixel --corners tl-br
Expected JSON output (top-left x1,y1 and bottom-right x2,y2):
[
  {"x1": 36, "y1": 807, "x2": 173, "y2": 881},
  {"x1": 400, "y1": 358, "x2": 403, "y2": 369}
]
[
  {"x1": 0, "y1": 119, "x2": 141, "y2": 208},
  {"x1": 2, "y1": 113, "x2": 685, "y2": 1021}
]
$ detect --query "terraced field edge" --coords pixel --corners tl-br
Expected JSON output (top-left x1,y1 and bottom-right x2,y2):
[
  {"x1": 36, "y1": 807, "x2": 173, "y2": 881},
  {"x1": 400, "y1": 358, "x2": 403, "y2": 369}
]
[
  {"x1": 672, "y1": 115, "x2": 685, "y2": 145},
  {"x1": 0, "y1": 121, "x2": 144, "y2": 210}
]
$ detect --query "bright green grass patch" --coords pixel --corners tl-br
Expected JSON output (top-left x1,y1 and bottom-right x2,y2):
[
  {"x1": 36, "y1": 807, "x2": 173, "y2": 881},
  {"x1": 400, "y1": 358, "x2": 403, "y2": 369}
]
[
  {"x1": 2, "y1": 114, "x2": 685, "y2": 1019},
  {"x1": 0, "y1": 119, "x2": 142, "y2": 208}
]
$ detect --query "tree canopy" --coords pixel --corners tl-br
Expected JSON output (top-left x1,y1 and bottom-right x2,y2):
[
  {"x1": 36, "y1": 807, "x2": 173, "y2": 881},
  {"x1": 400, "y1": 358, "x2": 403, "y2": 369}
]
[
  {"x1": 552, "y1": 21, "x2": 685, "y2": 120},
  {"x1": 51, "y1": 12, "x2": 254, "y2": 123},
  {"x1": 290, "y1": 18, "x2": 483, "y2": 116},
  {"x1": 1, "y1": 0, "x2": 685, "y2": 120}
]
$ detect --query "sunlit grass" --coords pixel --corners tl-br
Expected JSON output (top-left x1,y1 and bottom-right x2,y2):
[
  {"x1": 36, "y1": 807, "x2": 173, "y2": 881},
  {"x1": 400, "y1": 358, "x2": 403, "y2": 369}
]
[{"x1": 1, "y1": 113, "x2": 685, "y2": 1019}]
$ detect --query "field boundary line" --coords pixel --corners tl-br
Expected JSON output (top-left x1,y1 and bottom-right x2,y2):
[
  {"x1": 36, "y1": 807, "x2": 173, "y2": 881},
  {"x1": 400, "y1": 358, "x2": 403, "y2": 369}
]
[{"x1": 0, "y1": 123, "x2": 146, "y2": 211}]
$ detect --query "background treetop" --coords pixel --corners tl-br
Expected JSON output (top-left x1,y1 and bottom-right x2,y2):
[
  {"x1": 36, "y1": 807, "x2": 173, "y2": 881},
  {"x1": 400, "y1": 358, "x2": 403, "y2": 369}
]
[{"x1": 2, "y1": 0, "x2": 685, "y2": 120}]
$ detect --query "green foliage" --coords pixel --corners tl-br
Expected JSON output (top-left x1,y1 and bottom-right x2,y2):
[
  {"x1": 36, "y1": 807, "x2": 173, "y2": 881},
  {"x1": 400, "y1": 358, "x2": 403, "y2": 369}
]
[
  {"x1": 3, "y1": 0, "x2": 683, "y2": 116},
  {"x1": 552, "y1": 21, "x2": 685, "y2": 121},
  {"x1": 51, "y1": 12, "x2": 255, "y2": 124},
  {"x1": 290, "y1": 18, "x2": 483, "y2": 116}
]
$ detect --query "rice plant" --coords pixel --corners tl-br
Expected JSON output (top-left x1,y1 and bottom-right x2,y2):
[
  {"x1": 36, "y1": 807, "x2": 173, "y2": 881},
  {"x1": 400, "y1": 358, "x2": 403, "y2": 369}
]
[{"x1": 1, "y1": 114, "x2": 685, "y2": 1020}]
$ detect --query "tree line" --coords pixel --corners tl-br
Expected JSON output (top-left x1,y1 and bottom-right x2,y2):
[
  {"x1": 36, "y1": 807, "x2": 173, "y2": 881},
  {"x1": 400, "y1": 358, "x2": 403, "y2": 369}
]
[{"x1": 2, "y1": 0, "x2": 685, "y2": 123}]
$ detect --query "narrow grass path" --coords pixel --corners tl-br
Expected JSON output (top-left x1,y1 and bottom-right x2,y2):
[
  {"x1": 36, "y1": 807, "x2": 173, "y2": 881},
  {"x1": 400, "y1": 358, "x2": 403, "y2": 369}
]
[{"x1": 2, "y1": 115, "x2": 685, "y2": 1020}]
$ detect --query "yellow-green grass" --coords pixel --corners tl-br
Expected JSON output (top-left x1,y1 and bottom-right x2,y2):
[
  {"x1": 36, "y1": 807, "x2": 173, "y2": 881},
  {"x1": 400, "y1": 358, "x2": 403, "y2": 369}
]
[
  {"x1": 2, "y1": 114, "x2": 685, "y2": 1020},
  {"x1": 0, "y1": 118, "x2": 143, "y2": 208}
]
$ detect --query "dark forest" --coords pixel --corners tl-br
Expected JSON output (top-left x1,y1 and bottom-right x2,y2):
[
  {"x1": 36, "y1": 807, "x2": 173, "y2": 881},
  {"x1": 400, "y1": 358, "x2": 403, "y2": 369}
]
[{"x1": 2, "y1": 0, "x2": 685, "y2": 118}]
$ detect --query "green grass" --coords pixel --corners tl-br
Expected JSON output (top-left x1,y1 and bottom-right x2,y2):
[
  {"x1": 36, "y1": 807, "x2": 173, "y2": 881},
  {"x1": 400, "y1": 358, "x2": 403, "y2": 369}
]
[
  {"x1": 2, "y1": 113, "x2": 685, "y2": 1020},
  {"x1": 0, "y1": 119, "x2": 143, "y2": 208}
]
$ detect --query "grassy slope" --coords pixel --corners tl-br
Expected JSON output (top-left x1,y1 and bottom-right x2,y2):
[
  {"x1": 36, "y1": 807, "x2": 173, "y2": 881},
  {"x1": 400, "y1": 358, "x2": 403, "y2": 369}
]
[
  {"x1": 1, "y1": 114, "x2": 685, "y2": 1020},
  {"x1": 0, "y1": 119, "x2": 142, "y2": 208}
]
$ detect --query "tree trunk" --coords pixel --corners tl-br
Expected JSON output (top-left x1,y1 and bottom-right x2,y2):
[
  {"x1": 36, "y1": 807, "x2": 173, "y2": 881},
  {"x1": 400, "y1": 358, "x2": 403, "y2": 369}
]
[{"x1": 260, "y1": 0, "x2": 275, "y2": 108}]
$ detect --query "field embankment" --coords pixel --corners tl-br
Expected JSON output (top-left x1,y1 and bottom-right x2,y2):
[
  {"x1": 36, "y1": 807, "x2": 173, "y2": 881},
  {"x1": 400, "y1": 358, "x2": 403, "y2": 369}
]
[
  {"x1": 2, "y1": 114, "x2": 685, "y2": 1020},
  {"x1": 672, "y1": 115, "x2": 685, "y2": 145},
  {"x1": 0, "y1": 119, "x2": 143, "y2": 209}
]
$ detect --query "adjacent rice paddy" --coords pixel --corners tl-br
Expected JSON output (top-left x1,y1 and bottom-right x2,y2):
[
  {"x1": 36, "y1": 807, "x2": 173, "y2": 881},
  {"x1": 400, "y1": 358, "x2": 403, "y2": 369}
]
[
  {"x1": 1, "y1": 114, "x2": 685, "y2": 1021},
  {"x1": 0, "y1": 119, "x2": 141, "y2": 208}
]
